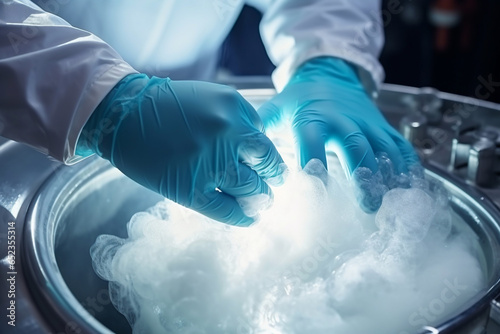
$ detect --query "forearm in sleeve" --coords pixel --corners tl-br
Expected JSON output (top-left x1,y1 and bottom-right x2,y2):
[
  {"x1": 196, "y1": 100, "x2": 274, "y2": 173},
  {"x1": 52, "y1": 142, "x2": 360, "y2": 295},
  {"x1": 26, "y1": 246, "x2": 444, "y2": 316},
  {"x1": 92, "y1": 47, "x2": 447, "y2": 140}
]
[
  {"x1": 258, "y1": 0, "x2": 385, "y2": 93},
  {"x1": 0, "y1": 0, "x2": 137, "y2": 163}
]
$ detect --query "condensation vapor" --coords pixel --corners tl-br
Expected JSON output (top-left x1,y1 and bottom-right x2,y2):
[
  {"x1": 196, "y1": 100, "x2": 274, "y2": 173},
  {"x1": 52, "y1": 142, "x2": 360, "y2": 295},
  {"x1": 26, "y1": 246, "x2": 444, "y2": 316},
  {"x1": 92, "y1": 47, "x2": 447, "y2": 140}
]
[{"x1": 91, "y1": 126, "x2": 485, "y2": 334}]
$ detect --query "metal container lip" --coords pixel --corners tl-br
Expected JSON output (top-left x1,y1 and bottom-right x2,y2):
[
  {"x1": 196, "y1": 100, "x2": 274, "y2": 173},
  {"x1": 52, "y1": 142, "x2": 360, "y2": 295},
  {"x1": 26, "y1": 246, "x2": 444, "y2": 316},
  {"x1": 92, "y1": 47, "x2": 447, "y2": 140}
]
[
  {"x1": 23, "y1": 157, "x2": 115, "y2": 334},
  {"x1": 23, "y1": 160, "x2": 500, "y2": 334},
  {"x1": 421, "y1": 163, "x2": 500, "y2": 333},
  {"x1": 22, "y1": 87, "x2": 500, "y2": 334}
]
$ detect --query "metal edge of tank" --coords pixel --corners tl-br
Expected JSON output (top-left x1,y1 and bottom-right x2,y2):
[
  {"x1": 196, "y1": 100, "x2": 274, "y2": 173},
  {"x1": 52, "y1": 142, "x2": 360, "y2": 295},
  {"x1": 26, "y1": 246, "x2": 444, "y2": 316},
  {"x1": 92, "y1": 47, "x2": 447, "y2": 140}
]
[
  {"x1": 22, "y1": 154, "x2": 500, "y2": 334},
  {"x1": 22, "y1": 156, "x2": 114, "y2": 334},
  {"x1": 420, "y1": 163, "x2": 500, "y2": 334},
  {"x1": 21, "y1": 86, "x2": 500, "y2": 334}
]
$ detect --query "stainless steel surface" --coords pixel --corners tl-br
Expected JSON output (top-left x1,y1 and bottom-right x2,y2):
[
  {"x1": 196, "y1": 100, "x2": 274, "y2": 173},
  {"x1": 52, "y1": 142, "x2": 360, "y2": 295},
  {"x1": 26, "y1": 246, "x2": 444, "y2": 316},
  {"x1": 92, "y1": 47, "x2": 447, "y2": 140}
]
[
  {"x1": 24, "y1": 157, "x2": 157, "y2": 334},
  {"x1": 400, "y1": 114, "x2": 429, "y2": 147},
  {"x1": 468, "y1": 138, "x2": 496, "y2": 187},
  {"x1": 416, "y1": 87, "x2": 443, "y2": 125},
  {"x1": 377, "y1": 84, "x2": 500, "y2": 207},
  {"x1": 22, "y1": 154, "x2": 500, "y2": 334},
  {"x1": 487, "y1": 298, "x2": 500, "y2": 333},
  {"x1": 449, "y1": 125, "x2": 500, "y2": 187},
  {"x1": 451, "y1": 136, "x2": 476, "y2": 170},
  {"x1": 0, "y1": 141, "x2": 61, "y2": 334},
  {"x1": 2, "y1": 84, "x2": 500, "y2": 334}
]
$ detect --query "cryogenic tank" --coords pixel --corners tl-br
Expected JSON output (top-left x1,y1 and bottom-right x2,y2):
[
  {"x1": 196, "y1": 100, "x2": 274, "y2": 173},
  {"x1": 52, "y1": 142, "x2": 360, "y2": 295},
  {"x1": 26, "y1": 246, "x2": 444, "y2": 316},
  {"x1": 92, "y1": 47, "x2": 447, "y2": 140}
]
[{"x1": 4, "y1": 86, "x2": 500, "y2": 334}]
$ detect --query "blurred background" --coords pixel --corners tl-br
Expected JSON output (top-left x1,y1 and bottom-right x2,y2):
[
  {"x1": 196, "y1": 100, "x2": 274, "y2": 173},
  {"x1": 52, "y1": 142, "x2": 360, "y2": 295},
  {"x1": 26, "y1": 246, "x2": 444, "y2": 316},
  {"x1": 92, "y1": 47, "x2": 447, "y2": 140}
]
[{"x1": 218, "y1": 0, "x2": 500, "y2": 103}]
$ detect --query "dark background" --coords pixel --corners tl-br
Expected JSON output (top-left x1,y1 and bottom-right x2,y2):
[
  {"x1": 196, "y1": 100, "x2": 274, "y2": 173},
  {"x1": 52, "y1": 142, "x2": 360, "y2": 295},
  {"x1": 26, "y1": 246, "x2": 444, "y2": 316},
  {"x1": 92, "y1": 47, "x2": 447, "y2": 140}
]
[{"x1": 219, "y1": 0, "x2": 500, "y2": 103}]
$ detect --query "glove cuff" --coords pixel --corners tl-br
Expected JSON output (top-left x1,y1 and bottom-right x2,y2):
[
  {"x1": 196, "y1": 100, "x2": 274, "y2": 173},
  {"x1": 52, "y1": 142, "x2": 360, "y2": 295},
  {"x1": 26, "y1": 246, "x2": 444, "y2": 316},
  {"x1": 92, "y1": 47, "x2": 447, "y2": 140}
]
[
  {"x1": 76, "y1": 73, "x2": 149, "y2": 158},
  {"x1": 290, "y1": 57, "x2": 362, "y2": 86}
]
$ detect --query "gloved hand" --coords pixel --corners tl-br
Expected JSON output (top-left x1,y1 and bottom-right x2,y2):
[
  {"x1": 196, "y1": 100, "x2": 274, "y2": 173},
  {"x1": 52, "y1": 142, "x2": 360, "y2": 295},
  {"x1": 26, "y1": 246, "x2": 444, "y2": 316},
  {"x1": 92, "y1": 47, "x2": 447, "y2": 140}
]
[
  {"x1": 76, "y1": 74, "x2": 285, "y2": 226},
  {"x1": 258, "y1": 57, "x2": 420, "y2": 212}
]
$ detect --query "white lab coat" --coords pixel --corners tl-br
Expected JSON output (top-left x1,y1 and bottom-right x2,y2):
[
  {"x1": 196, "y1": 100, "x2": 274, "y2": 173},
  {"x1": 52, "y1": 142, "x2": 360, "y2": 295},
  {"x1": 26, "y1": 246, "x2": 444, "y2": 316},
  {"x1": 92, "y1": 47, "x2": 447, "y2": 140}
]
[{"x1": 0, "y1": 0, "x2": 384, "y2": 163}]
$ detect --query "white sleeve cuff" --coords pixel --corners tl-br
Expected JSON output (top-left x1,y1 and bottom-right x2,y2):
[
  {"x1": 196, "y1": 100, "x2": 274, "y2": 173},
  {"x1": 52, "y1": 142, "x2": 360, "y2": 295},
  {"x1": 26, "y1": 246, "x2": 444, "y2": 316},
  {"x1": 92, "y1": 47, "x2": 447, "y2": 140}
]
[
  {"x1": 271, "y1": 48, "x2": 385, "y2": 97},
  {"x1": 65, "y1": 62, "x2": 138, "y2": 164}
]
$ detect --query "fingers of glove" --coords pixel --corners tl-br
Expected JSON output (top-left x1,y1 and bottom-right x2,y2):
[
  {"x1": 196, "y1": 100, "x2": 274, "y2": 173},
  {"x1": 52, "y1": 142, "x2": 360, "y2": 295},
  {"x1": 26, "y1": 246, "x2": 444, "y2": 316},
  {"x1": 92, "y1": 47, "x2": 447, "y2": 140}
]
[
  {"x1": 352, "y1": 167, "x2": 388, "y2": 214},
  {"x1": 239, "y1": 132, "x2": 287, "y2": 186},
  {"x1": 295, "y1": 121, "x2": 328, "y2": 170},
  {"x1": 190, "y1": 190, "x2": 255, "y2": 227},
  {"x1": 256, "y1": 93, "x2": 289, "y2": 129},
  {"x1": 294, "y1": 115, "x2": 378, "y2": 176},
  {"x1": 219, "y1": 163, "x2": 273, "y2": 199},
  {"x1": 388, "y1": 130, "x2": 421, "y2": 169},
  {"x1": 338, "y1": 129, "x2": 383, "y2": 213},
  {"x1": 350, "y1": 129, "x2": 420, "y2": 213},
  {"x1": 236, "y1": 194, "x2": 273, "y2": 221},
  {"x1": 219, "y1": 163, "x2": 274, "y2": 220},
  {"x1": 364, "y1": 128, "x2": 407, "y2": 175},
  {"x1": 237, "y1": 94, "x2": 265, "y2": 132},
  {"x1": 339, "y1": 130, "x2": 378, "y2": 176}
]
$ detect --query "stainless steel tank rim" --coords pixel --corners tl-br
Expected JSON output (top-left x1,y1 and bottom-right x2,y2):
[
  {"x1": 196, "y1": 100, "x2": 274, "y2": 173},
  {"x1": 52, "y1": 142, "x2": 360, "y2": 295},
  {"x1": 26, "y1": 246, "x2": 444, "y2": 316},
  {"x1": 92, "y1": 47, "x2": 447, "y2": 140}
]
[
  {"x1": 380, "y1": 83, "x2": 500, "y2": 111},
  {"x1": 421, "y1": 163, "x2": 500, "y2": 333},
  {"x1": 18, "y1": 85, "x2": 500, "y2": 334},
  {"x1": 20, "y1": 155, "x2": 500, "y2": 334},
  {"x1": 23, "y1": 157, "x2": 114, "y2": 334}
]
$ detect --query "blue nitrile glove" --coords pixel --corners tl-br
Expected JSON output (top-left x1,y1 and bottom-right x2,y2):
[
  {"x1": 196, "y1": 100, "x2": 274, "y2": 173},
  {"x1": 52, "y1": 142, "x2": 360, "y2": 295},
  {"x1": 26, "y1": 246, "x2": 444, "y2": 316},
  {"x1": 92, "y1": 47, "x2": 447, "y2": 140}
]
[
  {"x1": 76, "y1": 74, "x2": 285, "y2": 226},
  {"x1": 258, "y1": 57, "x2": 420, "y2": 212}
]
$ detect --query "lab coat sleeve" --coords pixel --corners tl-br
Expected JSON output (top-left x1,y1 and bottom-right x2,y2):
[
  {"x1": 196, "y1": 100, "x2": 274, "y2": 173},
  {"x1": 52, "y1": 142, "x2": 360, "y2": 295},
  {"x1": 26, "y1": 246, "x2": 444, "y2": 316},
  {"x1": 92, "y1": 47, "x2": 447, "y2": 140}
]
[
  {"x1": 258, "y1": 0, "x2": 385, "y2": 94},
  {"x1": 0, "y1": 0, "x2": 137, "y2": 164}
]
